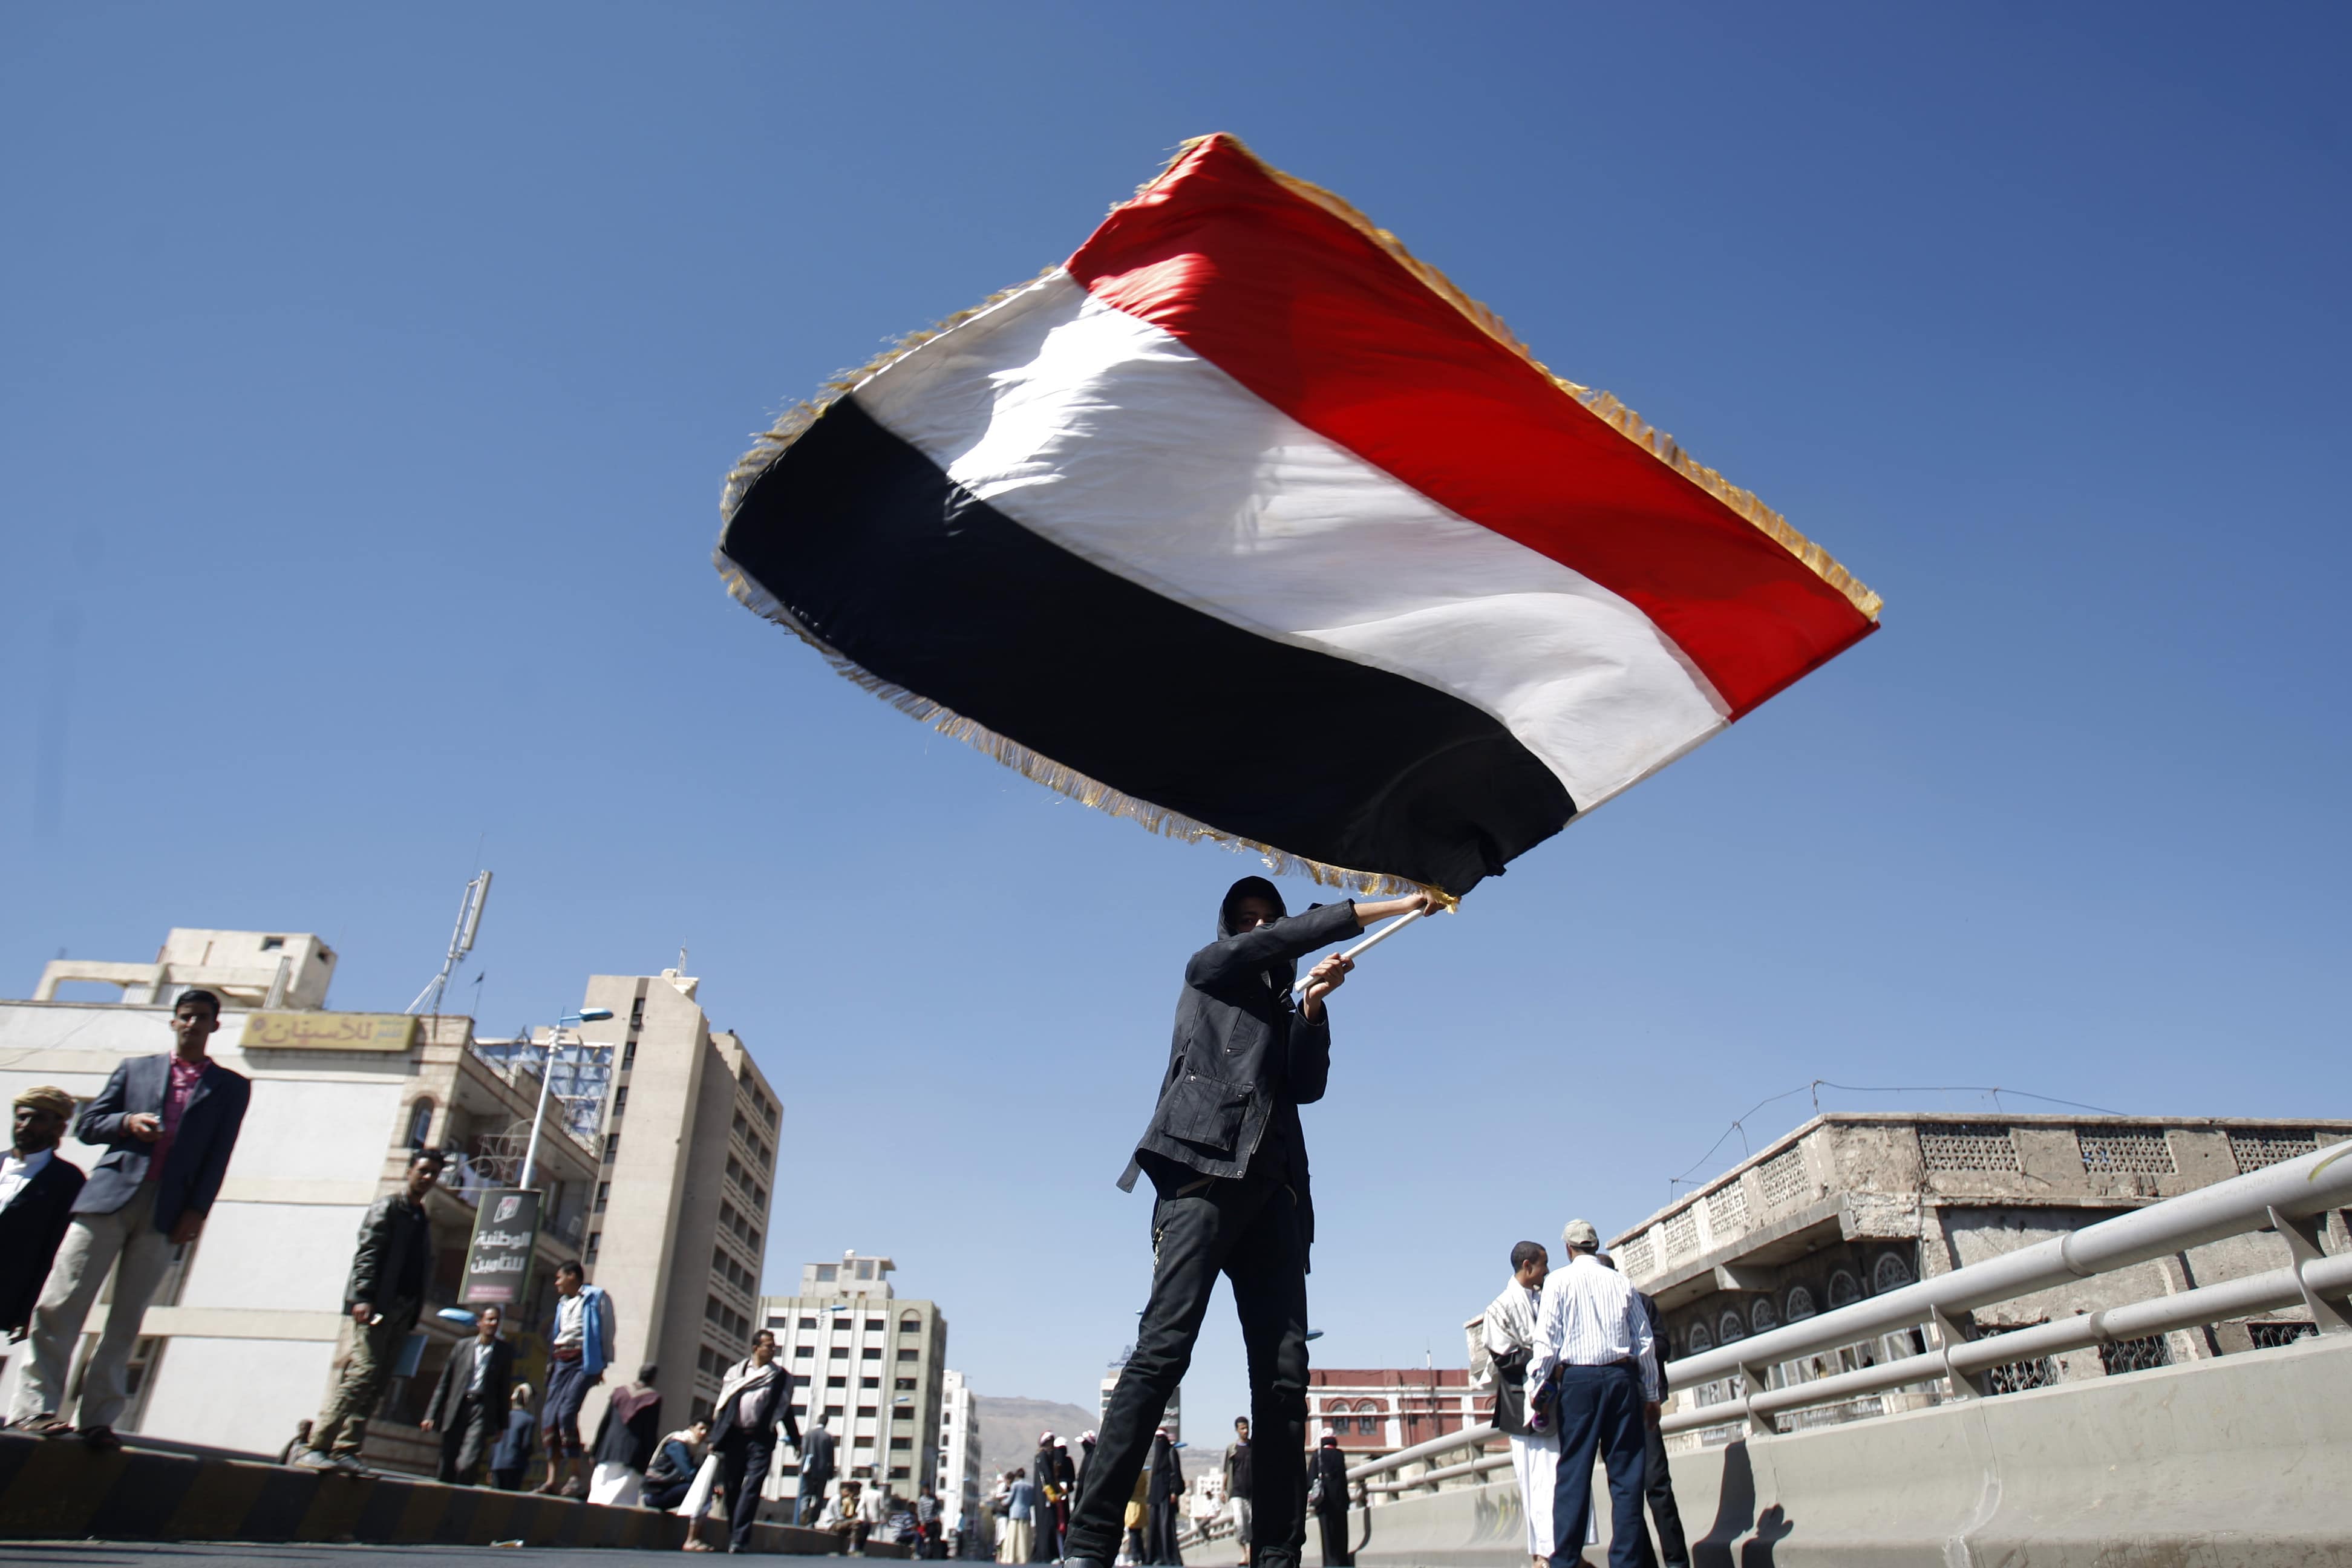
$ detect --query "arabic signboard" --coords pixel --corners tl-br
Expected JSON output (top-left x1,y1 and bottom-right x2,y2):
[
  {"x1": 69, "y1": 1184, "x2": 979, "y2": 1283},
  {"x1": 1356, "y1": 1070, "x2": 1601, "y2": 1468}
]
[
  {"x1": 460, "y1": 1187, "x2": 542, "y2": 1307},
  {"x1": 240, "y1": 1011, "x2": 420, "y2": 1053}
]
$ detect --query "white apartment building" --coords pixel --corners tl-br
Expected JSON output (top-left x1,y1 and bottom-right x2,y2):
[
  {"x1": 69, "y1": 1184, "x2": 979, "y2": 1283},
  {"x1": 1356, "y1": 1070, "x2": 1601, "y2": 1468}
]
[
  {"x1": 758, "y1": 1251, "x2": 950, "y2": 1521},
  {"x1": 936, "y1": 1367, "x2": 984, "y2": 1539}
]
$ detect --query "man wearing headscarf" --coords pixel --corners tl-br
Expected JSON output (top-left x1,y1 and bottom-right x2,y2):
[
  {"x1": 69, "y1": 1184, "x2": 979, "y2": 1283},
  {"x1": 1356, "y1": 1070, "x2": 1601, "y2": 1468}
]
[
  {"x1": 1064, "y1": 878, "x2": 1434, "y2": 1568},
  {"x1": 0, "y1": 1086, "x2": 85, "y2": 1343},
  {"x1": 1030, "y1": 1433, "x2": 1062, "y2": 1562}
]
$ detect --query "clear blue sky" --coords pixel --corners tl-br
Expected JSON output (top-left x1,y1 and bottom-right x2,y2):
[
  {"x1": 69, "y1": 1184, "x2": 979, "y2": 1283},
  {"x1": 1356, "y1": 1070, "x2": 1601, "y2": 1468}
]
[{"x1": 5, "y1": 3, "x2": 2345, "y2": 1442}]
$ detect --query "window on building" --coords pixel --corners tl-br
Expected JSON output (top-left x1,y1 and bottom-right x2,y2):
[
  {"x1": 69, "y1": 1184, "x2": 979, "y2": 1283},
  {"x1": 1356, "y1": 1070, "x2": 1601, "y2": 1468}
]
[
  {"x1": 404, "y1": 1098, "x2": 435, "y2": 1148},
  {"x1": 864, "y1": 1319, "x2": 884, "y2": 1331},
  {"x1": 261, "y1": 936, "x2": 286, "y2": 951},
  {"x1": 799, "y1": 1317, "x2": 817, "y2": 1330},
  {"x1": 795, "y1": 1346, "x2": 814, "y2": 1359},
  {"x1": 831, "y1": 1348, "x2": 849, "y2": 1359},
  {"x1": 595, "y1": 1182, "x2": 610, "y2": 1214},
  {"x1": 1784, "y1": 1287, "x2": 1816, "y2": 1321},
  {"x1": 1872, "y1": 1254, "x2": 1913, "y2": 1295},
  {"x1": 1718, "y1": 1312, "x2": 1747, "y2": 1344},
  {"x1": 856, "y1": 1261, "x2": 875, "y2": 1281},
  {"x1": 603, "y1": 1133, "x2": 619, "y2": 1163},
  {"x1": 1749, "y1": 1299, "x2": 1778, "y2": 1334},
  {"x1": 895, "y1": 1378, "x2": 916, "y2": 1391},
  {"x1": 1827, "y1": 1271, "x2": 1860, "y2": 1308},
  {"x1": 858, "y1": 1406, "x2": 877, "y2": 1418},
  {"x1": 890, "y1": 1436, "x2": 912, "y2": 1450},
  {"x1": 613, "y1": 1086, "x2": 629, "y2": 1116},
  {"x1": 2249, "y1": 1321, "x2": 2318, "y2": 1348},
  {"x1": 2099, "y1": 1334, "x2": 2173, "y2": 1376},
  {"x1": 621, "y1": 1040, "x2": 636, "y2": 1071},
  {"x1": 1688, "y1": 1325, "x2": 1713, "y2": 1354},
  {"x1": 897, "y1": 1349, "x2": 917, "y2": 1362},
  {"x1": 1975, "y1": 1322, "x2": 2059, "y2": 1394},
  {"x1": 901, "y1": 1312, "x2": 922, "y2": 1330},
  {"x1": 863, "y1": 1348, "x2": 883, "y2": 1361},
  {"x1": 585, "y1": 1232, "x2": 601, "y2": 1264},
  {"x1": 828, "y1": 1376, "x2": 848, "y2": 1388},
  {"x1": 816, "y1": 1264, "x2": 836, "y2": 1283},
  {"x1": 889, "y1": 1467, "x2": 910, "y2": 1480}
]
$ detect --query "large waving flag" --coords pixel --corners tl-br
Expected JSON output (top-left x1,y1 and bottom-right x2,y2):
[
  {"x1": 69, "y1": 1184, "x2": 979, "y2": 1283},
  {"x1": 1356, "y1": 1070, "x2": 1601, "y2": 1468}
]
[{"x1": 717, "y1": 135, "x2": 1880, "y2": 898}]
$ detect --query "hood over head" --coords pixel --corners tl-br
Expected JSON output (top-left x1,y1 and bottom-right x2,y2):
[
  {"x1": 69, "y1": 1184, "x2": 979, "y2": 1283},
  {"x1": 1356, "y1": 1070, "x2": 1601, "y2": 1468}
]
[
  {"x1": 1217, "y1": 875, "x2": 1286, "y2": 939},
  {"x1": 1217, "y1": 874, "x2": 1299, "y2": 992}
]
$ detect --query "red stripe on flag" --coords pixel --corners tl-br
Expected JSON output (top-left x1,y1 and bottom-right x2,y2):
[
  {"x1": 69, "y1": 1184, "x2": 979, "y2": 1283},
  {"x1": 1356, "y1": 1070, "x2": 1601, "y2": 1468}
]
[{"x1": 1065, "y1": 137, "x2": 1875, "y2": 719}]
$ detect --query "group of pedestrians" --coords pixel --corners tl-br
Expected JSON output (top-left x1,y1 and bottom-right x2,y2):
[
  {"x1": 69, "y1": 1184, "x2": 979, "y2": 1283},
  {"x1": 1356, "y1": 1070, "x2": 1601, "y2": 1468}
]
[{"x1": 1481, "y1": 1221, "x2": 1688, "y2": 1568}]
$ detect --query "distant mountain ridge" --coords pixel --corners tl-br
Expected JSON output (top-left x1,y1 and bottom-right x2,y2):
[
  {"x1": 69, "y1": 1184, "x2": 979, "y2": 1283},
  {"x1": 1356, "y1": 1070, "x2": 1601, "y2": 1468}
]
[{"x1": 973, "y1": 1394, "x2": 1098, "y2": 1479}]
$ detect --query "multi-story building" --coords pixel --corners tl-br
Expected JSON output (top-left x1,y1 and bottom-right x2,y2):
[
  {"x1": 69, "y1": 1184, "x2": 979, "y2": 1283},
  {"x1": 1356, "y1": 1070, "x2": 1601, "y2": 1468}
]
[
  {"x1": 1610, "y1": 1112, "x2": 2352, "y2": 1445},
  {"x1": 0, "y1": 933, "x2": 782, "y2": 1474},
  {"x1": 759, "y1": 1251, "x2": 950, "y2": 1521},
  {"x1": 1307, "y1": 1367, "x2": 1478, "y2": 1461},
  {"x1": 570, "y1": 969, "x2": 782, "y2": 1434},
  {"x1": 1099, "y1": 1348, "x2": 1180, "y2": 1442},
  {"x1": 936, "y1": 1367, "x2": 984, "y2": 1538}
]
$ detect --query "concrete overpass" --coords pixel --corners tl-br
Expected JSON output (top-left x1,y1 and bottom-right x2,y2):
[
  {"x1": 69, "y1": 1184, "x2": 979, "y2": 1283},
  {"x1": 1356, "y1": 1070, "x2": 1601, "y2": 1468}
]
[{"x1": 1309, "y1": 1135, "x2": 2351, "y2": 1566}]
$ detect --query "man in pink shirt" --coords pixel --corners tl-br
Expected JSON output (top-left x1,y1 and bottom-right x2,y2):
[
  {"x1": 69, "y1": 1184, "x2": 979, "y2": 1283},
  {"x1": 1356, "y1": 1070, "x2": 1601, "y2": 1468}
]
[{"x1": 9, "y1": 988, "x2": 250, "y2": 1448}]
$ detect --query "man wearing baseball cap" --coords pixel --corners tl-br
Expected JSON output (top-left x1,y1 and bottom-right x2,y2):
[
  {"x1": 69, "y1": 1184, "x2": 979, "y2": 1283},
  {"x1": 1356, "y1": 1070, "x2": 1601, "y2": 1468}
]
[
  {"x1": 1, "y1": 1087, "x2": 86, "y2": 1346},
  {"x1": 1522, "y1": 1218, "x2": 1659, "y2": 1568}
]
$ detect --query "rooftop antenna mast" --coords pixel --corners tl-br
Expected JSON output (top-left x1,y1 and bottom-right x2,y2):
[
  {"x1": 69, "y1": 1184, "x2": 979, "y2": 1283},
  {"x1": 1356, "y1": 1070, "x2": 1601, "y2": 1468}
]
[{"x1": 408, "y1": 870, "x2": 492, "y2": 1016}]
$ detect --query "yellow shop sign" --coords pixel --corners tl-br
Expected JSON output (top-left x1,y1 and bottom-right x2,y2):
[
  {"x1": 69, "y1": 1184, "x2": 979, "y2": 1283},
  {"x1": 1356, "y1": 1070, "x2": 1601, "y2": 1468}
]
[{"x1": 240, "y1": 1011, "x2": 420, "y2": 1052}]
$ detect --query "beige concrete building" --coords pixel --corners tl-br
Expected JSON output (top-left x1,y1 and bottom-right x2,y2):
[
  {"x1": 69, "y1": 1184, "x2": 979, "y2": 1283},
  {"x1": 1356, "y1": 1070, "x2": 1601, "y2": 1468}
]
[
  {"x1": 0, "y1": 935, "x2": 596, "y2": 1466},
  {"x1": 1610, "y1": 1112, "x2": 2352, "y2": 1442},
  {"x1": 0, "y1": 934, "x2": 783, "y2": 1475},
  {"x1": 570, "y1": 969, "x2": 782, "y2": 1433},
  {"x1": 760, "y1": 1251, "x2": 951, "y2": 1520}
]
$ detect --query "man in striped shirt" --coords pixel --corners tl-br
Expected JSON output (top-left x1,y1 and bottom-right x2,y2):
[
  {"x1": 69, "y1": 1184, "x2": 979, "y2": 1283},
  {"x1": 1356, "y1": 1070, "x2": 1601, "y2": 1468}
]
[{"x1": 1523, "y1": 1219, "x2": 1660, "y2": 1568}]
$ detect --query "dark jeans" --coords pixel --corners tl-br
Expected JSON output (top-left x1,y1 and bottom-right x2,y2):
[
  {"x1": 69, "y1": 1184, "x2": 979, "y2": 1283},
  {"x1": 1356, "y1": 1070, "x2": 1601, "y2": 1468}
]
[
  {"x1": 717, "y1": 1428, "x2": 774, "y2": 1549},
  {"x1": 797, "y1": 1481, "x2": 832, "y2": 1526},
  {"x1": 644, "y1": 1475, "x2": 693, "y2": 1511},
  {"x1": 491, "y1": 1466, "x2": 527, "y2": 1492},
  {"x1": 1632, "y1": 1414, "x2": 1688, "y2": 1568},
  {"x1": 1547, "y1": 1364, "x2": 1647, "y2": 1568},
  {"x1": 437, "y1": 1396, "x2": 495, "y2": 1485},
  {"x1": 1067, "y1": 1170, "x2": 1308, "y2": 1567}
]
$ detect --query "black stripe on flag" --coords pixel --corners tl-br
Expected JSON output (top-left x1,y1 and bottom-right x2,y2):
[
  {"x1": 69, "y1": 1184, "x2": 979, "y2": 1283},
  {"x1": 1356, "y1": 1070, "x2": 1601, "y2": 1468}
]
[{"x1": 723, "y1": 397, "x2": 1575, "y2": 893}]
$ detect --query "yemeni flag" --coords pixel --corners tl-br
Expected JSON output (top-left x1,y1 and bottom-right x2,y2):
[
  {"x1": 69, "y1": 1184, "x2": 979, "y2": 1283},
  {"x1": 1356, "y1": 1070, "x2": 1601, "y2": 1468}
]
[{"x1": 717, "y1": 135, "x2": 1880, "y2": 898}]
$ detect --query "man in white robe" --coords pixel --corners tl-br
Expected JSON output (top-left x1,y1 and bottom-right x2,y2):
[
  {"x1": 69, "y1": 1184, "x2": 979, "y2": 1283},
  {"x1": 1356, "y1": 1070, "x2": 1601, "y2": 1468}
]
[{"x1": 1484, "y1": 1241, "x2": 1555, "y2": 1568}]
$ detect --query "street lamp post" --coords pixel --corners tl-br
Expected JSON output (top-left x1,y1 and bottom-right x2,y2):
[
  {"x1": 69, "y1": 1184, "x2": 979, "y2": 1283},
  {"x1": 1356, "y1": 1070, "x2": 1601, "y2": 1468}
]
[{"x1": 521, "y1": 1006, "x2": 612, "y2": 1189}]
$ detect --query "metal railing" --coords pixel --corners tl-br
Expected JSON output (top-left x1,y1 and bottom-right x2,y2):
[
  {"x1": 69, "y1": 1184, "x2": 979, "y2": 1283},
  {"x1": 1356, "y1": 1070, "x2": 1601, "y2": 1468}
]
[{"x1": 1339, "y1": 1137, "x2": 2352, "y2": 1492}]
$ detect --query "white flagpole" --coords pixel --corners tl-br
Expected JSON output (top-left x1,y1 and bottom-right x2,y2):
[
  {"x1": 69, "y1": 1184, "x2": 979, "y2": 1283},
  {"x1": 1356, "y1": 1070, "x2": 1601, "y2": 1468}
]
[{"x1": 1292, "y1": 906, "x2": 1431, "y2": 996}]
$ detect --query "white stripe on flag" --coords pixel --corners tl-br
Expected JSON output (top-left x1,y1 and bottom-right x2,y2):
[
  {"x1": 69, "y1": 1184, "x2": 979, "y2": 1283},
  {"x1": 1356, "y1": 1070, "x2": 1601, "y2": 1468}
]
[{"x1": 851, "y1": 272, "x2": 1726, "y2": 812}]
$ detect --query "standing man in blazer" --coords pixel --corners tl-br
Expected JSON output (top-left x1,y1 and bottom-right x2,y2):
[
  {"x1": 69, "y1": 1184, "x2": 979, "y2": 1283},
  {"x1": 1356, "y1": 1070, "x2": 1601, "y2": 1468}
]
[
  {"x1": 9, "y1": 989, "x2": 250, "y2": 1446},
  {"x1": 422, "y1": 1302, "x2": 515, "y2": 1485},
  {"x1": 1061, "y1": 878, "x2": 1434, "y2": 1568},
  {"x1": 1, "y1": 1086, "x2": 87, "y2": 1344}
]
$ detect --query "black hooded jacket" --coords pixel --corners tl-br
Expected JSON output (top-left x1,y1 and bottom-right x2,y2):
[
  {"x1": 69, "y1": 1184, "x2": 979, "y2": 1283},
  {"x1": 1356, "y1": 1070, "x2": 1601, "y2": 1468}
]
[{"x1": 1118, "y1": 877, "x2": 1362, "y2": 1261}]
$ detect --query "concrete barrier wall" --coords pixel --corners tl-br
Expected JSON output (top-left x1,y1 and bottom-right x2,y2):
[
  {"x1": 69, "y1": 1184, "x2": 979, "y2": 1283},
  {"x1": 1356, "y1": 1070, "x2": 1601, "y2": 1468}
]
[
  {"x1": 1319, "y1": 1334, "x2": 2352, "y2": 1567},
  {"x1": 0, "y1": 1432, "x2": 914, "y2": 1555}
]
